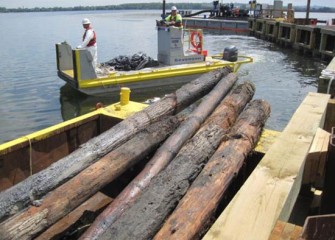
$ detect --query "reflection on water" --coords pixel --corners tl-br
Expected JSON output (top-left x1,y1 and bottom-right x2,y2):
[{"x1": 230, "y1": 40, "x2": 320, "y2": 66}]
[
  {"x1": 279, "y1": 47, "x2": 325, "y2": 87},
  {"x1": 59, "y1": 84, "x2": 109, "y2": 121}
]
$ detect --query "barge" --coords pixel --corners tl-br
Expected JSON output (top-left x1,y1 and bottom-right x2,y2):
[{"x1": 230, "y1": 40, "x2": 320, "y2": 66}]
[{"x1": 56, "y1": 26, "x2": 252, "y2": 96}]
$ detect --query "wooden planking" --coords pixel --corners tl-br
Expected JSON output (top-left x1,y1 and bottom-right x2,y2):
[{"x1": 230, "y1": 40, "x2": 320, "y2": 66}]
[
  {"x1": 269, "y1": 220, "x2": 302, "y2": 240},
  {"x1": 203, "y1": 92, "x2": 330, "y2": 240},
  {"x1": 36, "y1": 192, "x2": 112, "y2": 240},
  {"x1": 302, "y1": 127, "x2": 330, "y2": 187}
]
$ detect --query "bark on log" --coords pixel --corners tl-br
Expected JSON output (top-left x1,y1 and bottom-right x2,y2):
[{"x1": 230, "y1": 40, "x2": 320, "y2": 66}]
[
  {"x1": 99, "y1": 81, "x2": 255, "y2": 240},
  {"x1": 80, "y1": 73, "x2": 238, "y2": 240},
  {"x1": 0, "y1": 67, "x2": 231, "y2": 222},
  {"x1": 0, "y1": 117, "x2": 180, "y2": 240},
  {"x1": 154, "y1": 99, "x2": 271, "y2": 240}
]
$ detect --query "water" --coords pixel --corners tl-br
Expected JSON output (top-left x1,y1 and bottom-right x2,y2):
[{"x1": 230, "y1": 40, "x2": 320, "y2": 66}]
[{"x1": 0, "y1": 10, "x2": 329, "y2": 144}]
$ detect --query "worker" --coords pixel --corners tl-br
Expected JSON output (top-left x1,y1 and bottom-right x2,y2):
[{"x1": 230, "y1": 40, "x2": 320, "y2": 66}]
[
  {"x1": 165, "y1": 6, "x2": 183, "y2": 27},
  {"x1": 77, "y1": 18, "x2": 98, "y2": 69}
]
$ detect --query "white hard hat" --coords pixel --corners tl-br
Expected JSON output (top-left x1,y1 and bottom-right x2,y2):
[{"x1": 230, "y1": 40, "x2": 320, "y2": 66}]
[
  {"x1": 82, "y1": 18, "x2": 91, "y2": 25},
  {"x1": 171, "y1": 6, "x2": 177, "y2": 11}
]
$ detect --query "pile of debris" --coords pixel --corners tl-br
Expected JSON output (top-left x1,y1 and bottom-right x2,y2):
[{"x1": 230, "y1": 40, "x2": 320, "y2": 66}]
[
  {"x1": 0, "y1": 67, "x2": 270, "y2": 240},
  {"x1": 101, "y1": 52, "x2": 159, "y2": 71}
]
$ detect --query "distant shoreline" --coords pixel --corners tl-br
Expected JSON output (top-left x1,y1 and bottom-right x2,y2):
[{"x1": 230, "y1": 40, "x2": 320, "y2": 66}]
[{"x1": 0, "y1": 3, "x2": 334, "y2": 13}]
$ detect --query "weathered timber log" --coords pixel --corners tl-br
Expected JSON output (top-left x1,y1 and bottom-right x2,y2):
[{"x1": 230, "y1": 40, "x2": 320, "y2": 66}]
[
  {"x1": 0, "y1": 67, "x2": 231, "y2": 222},
  {"x1": 0, "y1": 117, "x2": 180, "y2": 240},
  {"x1": 154, "y1": 99, "x2": 271, "y2": 240},
  {"x1": 99, "y1": 81, "x2": 255, "y2": 240},
  {"x1": 36, "y1": 192, "x2": 113, "y2": 240},
  {"x1": 80, "y1": 72, "x2": 238, "y2": 240}
]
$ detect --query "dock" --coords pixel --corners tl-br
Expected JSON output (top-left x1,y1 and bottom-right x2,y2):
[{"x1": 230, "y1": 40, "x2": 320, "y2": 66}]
[
  {"x1": 182, "y1": 16, "x2": 335, "y2": 60},
  {"x1": 248, "y1": 18, "x2": 335, "y2": 59},
  {"x1": 318, "y1": 56, "x2": 335, "y2": 97}
]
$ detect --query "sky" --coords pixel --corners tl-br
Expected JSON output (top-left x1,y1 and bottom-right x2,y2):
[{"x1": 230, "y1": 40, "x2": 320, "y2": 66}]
[{"x1": 0, "y1": 0, "x2": 334, "y2": 9}]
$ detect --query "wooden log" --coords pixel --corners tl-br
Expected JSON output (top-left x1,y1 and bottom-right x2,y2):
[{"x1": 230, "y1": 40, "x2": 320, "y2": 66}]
[
  {"x1": 35, "y1": 192, "x2": 112, "y2": 240},
  {"x1": 0, "y1": 67, "x2": 231, "y2": 222},
  {"x1": 98, "y1": 81, "x2": 255, "y2": 240},
  {"x1": 203, "y1": 92, "x2": 330, "y2": 240},
  {"x1": 0, "y1": 117, "x2": 180, "y2": 240},
  {"x1": 154, "y1": 99, "x2": 271, "y2": 240},
  {"x1": 80, "y1": 73, "x2": 238, "y2": 240}
]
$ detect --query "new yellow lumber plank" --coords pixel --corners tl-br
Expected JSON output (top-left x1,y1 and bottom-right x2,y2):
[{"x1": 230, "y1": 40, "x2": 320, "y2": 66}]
[
  {"x1": 302, "y1": 127, "x2": 330, "y2": 185},
  {"x1": 203, "y1": 92, "x2": 330, "y2": 240}
]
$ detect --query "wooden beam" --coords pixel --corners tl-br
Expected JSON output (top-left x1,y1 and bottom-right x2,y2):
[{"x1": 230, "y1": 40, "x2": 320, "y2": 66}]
[
  {"x1": 203, "y1": 92, "x2": 330, "y2": 240},
  {"x1": 302, "y1": 127, "x2": 330, "y2": 187}
]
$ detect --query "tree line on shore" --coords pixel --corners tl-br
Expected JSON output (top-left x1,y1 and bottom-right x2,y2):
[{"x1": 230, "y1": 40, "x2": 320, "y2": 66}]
[
  {"x1": 0, "y1": 3, "x2": 334, "y2": 13},
  {"x1": 1, "y1": 3, "x2": 203, "y2": 13}
]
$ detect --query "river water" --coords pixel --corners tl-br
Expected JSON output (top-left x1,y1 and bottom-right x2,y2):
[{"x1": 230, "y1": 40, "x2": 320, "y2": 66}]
[{"x1": 0, "y1": 10, "x2": 331, "y2": 144}]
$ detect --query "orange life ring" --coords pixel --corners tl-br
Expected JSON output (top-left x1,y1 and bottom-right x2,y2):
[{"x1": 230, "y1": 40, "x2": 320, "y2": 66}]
[{"x1": 190, "y1": 31, "x2": 202, "y2": 53}]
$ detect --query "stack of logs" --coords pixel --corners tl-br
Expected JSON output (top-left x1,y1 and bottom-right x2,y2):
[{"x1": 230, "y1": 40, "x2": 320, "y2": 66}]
[{"x1": 0, "y1": 67, "x2": 271, "y2": 240}]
